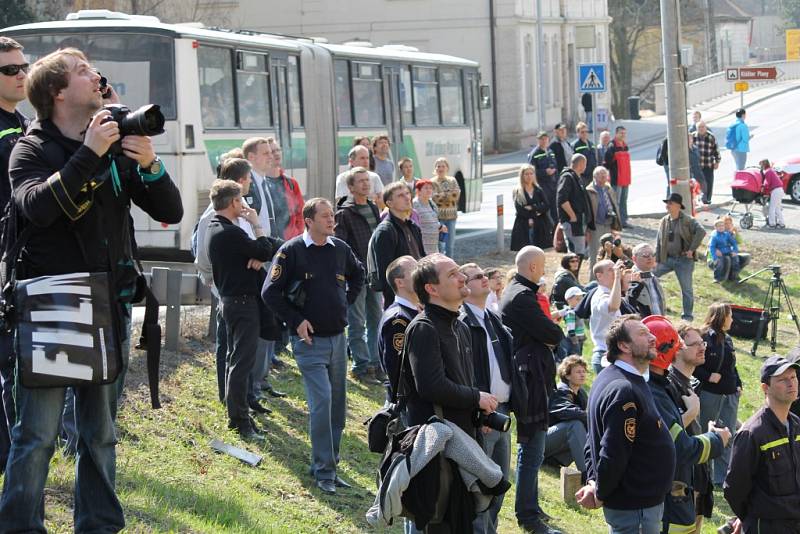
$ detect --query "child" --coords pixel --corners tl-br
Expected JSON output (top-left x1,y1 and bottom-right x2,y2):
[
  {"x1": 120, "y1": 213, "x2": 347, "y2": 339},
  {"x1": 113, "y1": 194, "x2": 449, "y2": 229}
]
[
  {"x1": 484, "y1": 268, "x2": 505, "y2": 314},
  {"x1": 537, "y1": 277, "x2": 553, "y2": 321},
  {"x1": 555, "y1": 286, "x2": 586, "y2": 360},
  {"x1": 722, "y1": 214, "x2": 751, "y2": 271},
  {"x1": 708, "y1": 218, "x2": 740, "y2": 282},
  {"x1": 760, "y1": 159, "x2": 785, "y2": 229}
]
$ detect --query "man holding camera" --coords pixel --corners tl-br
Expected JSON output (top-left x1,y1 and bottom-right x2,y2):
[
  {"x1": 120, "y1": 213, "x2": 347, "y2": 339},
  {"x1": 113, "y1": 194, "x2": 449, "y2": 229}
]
[
  {"x1": 585, "y1": 166, "x2": 620, "y2": 274},
  {"x1": 459, "y1": 262, "x2": 513, "y2": 534},
  {"x1": 724, "y1": 356, "x2": 800, "y2": 534},
  {"x1": 500, "y1": 246, "x2": 564, "y2": 534},
  {"x1": 263, "y1": 198, "x2": 364, "y2": 495},
  {"x1": 0, "y1": 36, "x2": 28, "y2": 477},
  {"x1": 0, "y1": 48, "x2": 182, "y2": 531},
  {"x1": 627, "y1": 243, "x2": 665, "y2": 318}
]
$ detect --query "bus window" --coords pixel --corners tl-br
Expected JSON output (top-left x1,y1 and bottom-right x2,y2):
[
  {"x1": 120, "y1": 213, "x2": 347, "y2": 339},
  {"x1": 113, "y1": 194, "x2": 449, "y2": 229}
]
[
  {"x1": 413, "y1": 66, "x2": 440, "y2": 126},
  {"x1": 352, "y1": 62, "x2": 384, "y2": 127},
  {"x1": 334, "y1": 60, "x2": 353, "y2": 127},
  {"x1": 287, "y1": 56, "x2": 303, "y2": 128},
  {"x1": 236, "y1": 51, "x2": 271, "y2": 129},
  {"x1": 11, "y1": 33, "x2": 177, "y2": 119},
  {"x1": 400, "y1": 66, "x2": 413, "y2": 126},
  {"x1": 440, "y1": 67, "x2": 464, "y2": 125},
  {"x1": 198, "y1": 46, "x2": 236, "y2": 129}
]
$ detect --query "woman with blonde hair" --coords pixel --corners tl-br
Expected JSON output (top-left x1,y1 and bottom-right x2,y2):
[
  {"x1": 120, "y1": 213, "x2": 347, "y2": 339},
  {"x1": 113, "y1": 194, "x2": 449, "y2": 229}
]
[
  {"x1": 510, "y1": 164, "x2": 551, "y2": 251},
  {"x1": 696, "y1": 302, "x2": 740, "y2": 487},
  {"x1": 431, "y1": 157, "x2": 461, "y2": 257}
]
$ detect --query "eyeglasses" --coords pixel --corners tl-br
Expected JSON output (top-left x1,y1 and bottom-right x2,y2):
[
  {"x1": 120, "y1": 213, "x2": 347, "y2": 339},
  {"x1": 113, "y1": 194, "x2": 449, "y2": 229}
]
[
  {"x1": 685, "y1": 340, "x2": 707, "y2": 349},
  {"x1": 467, "y1": 273, "x2": 486, "y2": 282},
  {"x1": 637, "y1": 252, "x2": 654, "y2": 259},
  {"x1": 0, "y1": 63, "x2": 29, "y2": 76}
]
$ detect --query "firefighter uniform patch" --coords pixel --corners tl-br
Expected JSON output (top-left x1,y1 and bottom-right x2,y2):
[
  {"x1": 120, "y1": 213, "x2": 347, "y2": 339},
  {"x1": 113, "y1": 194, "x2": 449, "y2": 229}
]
[
  {"x1": 271, "y1": 264, "x2": 282, "y2": 281},
  {"x1": 392, "y1": 333, "x2": 405, "y2": 352},
  {"x1": 624, "y1": 418, "x2": 636, "y2": 442}
]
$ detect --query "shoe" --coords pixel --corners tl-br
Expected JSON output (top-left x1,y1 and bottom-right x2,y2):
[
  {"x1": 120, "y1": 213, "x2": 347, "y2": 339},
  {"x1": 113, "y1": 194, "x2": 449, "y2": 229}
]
[
  {"x1": 315, "y1": 479, "x2": 336, "y2": 495},
  {"x1": 248, "y1": 399, "x2": 272, "y2": 415},
  {"x1": 351, "y1": 371, "x2": 381, "y2": 386},
  {"x1": 334, "y1": 476, "x2": 352, "y2": 488},
  {"x1": 713, "y1": 279, "x2": 722, "y2": 284},
  {"x1": 777, "y1": 223, "x2": 786, "y2": 229},
  {"x1": 229, "y1": 420, "x2": 266, "y2": 442},
  {"x1": 520, "y1": 518, "x2": 562, "y2": 534},
  {"x1": 263, "y1": 385, "x2": 287, "y2": 398},
  {"x1": 369, "y1": 366, "x2": 387, "y2": 382}
]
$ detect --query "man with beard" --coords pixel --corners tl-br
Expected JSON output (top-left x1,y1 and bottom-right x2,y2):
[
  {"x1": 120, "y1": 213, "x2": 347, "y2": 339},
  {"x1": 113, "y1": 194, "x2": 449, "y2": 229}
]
[{"x1": 576, "y1": 315, "x2": 676, "y2": 534}]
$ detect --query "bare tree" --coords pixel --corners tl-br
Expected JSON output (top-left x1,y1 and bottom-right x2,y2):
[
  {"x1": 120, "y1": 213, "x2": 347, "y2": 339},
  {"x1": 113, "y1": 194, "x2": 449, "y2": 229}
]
[{"x1": 125, "y1": 0, "x2": 233, "y2": 26}]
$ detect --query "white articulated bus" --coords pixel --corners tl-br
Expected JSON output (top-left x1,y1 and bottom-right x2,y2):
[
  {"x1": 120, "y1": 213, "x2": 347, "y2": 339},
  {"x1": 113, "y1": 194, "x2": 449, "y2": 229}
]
[{"x1": 3, "y1": 10, "x2": 488, "y2": 260}]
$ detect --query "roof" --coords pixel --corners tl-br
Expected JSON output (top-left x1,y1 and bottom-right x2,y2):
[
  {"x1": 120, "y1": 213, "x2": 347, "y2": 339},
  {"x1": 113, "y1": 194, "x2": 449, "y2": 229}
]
[{"x1": 713, "y1": 0, "x2": 754, "y2": 22}]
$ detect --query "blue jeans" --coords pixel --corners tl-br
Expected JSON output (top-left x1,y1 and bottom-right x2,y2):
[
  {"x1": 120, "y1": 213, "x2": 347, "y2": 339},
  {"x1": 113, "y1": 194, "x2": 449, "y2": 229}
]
[
  {"x1": 292, "y1": 333, "x2": 347, "y2": 482},
  {"x1": 711, "y1": 254, "x2": 740, "y2": 282},
  {"x1": 592, "y1": 348, "x2": 605, "y2": 375},
  {"x1": 698, "y1": 389, "x2": 739, "y2": 485},
  {"x1": 603, "y1": 503, "x2": 663, "y2": 534},
  {"x1": 0, "y1": 374, "x2": 125, "y2": 531},
  {"x1": 439, "y1": 218, "x2": 457, "y2": 258},
  {"x1": 346, "y1": 286, "x2": 382, "y2": 375},
  {"x1": 732, "y1": 150, "x2": 747, "y2": 170},
  {"x1": 544, "y1": 419, "x2": 587, "y2": 472},
  {"x1": 614, "y1": 185, "x2": 629, "y2": 225},
  {"x1": 473, "y1": 403, "x2": 511, "y2": 534},
  {"x1": 655, "y1": 256, "x2": 695, "y2": 320},
  {"x1": 248, "y1": 338, "x2": 275, "y2": 404},
  {"x1": 515, "y1": 429, "x2": 546, "y2": 526}
]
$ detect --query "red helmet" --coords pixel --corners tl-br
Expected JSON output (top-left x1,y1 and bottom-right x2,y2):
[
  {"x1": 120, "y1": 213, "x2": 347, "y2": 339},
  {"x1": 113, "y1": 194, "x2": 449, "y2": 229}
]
[{"x1": 643, "y1": 315, "x2": 681, "y2": 370}]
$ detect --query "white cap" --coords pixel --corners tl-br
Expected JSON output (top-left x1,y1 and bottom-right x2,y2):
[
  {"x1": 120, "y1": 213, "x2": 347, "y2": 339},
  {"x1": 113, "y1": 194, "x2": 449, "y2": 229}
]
[{"x1": 565, "y1": 286, "x2": 586, "y2": 301}]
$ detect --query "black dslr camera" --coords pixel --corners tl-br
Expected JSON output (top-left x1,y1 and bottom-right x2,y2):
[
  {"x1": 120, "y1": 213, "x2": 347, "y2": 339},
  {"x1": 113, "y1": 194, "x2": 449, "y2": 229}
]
[
  {"x1": 102, "y1": 103, "x2": 166, "y2": 155},
  {"x1": 474, "y1": 410, "x2": 511, "y2": 432}
]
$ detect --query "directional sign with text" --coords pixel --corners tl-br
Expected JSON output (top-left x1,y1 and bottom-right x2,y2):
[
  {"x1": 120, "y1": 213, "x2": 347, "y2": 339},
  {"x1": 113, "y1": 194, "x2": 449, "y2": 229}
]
[
  {"x1": 738, "y1": 67, "x2": 781, "y2": 80},
  {"x1": 578, "y1": 63, "x2": 606, "y2": 93}
]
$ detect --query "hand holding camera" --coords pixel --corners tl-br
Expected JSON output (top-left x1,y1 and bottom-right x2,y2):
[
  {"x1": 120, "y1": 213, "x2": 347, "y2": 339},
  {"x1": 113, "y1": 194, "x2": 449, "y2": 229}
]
[
  {"x1": 478, "y1": 391, "x2": 498, "y2": 414},
  {"x1": 84, "y1": 110, "x2": 120, "y2": 157}
]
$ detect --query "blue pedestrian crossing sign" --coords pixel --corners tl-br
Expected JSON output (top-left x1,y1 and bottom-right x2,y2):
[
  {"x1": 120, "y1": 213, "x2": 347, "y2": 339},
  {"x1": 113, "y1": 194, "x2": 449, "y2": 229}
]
[{"x1": 579, "y1": 63, "x2": 606, "y2": 93}]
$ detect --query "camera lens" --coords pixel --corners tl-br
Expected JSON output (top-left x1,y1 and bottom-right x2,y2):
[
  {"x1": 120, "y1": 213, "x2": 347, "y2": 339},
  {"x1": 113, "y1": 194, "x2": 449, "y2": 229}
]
[{"x1": 119, "y1": 104, "x2": 165, "y2": 137}]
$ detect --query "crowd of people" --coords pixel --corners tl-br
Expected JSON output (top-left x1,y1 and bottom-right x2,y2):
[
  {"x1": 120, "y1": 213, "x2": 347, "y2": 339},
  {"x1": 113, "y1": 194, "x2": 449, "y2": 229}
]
[{"x1": 0, "y1": 37, "x2": 798, "y2": 534}]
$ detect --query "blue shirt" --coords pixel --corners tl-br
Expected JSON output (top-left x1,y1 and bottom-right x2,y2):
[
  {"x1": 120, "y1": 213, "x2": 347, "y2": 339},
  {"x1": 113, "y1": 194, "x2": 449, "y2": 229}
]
[{"x1": 708, "y1": 229, "x2": 738, "y2": 259}]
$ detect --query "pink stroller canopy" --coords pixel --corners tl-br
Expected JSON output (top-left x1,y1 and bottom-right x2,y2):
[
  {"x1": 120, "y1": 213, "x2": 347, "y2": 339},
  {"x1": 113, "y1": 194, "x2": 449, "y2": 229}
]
[{"x1": 731, "y1": 169, "x2": 762, "y2": 194}]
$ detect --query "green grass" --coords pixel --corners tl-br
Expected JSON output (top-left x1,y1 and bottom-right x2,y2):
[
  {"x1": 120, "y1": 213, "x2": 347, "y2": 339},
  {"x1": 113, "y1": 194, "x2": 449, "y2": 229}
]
[{"x1": 4, "y1": 243, "x2": 800, "y2": 533}]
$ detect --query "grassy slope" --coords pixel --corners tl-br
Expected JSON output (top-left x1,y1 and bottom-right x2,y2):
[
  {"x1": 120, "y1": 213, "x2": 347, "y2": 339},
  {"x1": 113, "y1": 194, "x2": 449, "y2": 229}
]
[{"x1": 8, "y1": 246, "x2": 800, "y2": 534}]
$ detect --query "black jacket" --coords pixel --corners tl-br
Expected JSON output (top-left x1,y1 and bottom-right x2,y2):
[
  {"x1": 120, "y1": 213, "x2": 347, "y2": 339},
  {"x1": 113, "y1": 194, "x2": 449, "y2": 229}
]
[
  {"x1": 9, "y1": 119, "x2": 183, "y2": 303},
  {"x1": 548, "y1": 139, "x2": 570, "y2": 174},
  {"x1": 572, "y1": 138, "x2": 597, "y2": 185},
  {"x1": 556, "y1": 168, "x2": 592, "y2": 231},
  {"x1": 459, "y1": 304, "x2": 512, "y2": 398},
  {"x1": 368, "y1": 212, "x2": 424, "y2": 305},
  {"x1": 499, "y1": 275, "x2": 564, "y2": 353},
  {"x1": 401, "y1": 303, "x2": 480, "y2": 438},
  {"x1": 724, "y1": 406, "x2": 800, "y2": 530},
  {"x1": 510, "y1": 186, "x2": 550, "y2": 251},
  {"x1": 550, "y1": 269, "x2": 582, "y2": 309},
  {"x1": 694, "y1": 329, "x2": 742, "y2": 395},
  {"x1": 334, "y1": 197, "x2": 379, "y2": 262},
  {"x1": 548, "y1": 382, "x2": 588, "y2": 427},
  {"x1": 0, "y1": 108, "x2": 27, "y2": 212}
]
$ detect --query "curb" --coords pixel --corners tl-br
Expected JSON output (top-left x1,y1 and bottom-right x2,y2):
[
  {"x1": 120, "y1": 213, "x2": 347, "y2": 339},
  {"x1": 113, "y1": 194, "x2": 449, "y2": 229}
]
[{"x1": 630, "y1": 199, "x2": 733, "y2": 219}]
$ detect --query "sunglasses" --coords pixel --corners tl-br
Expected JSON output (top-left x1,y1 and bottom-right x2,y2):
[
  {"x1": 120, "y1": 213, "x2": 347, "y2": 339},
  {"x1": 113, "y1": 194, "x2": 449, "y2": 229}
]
[
  {"x1": 0, "y1": 64, "x2": 29, "y2": 76},
  {"x1": 467, "y1": 273, "x2": 486, "y2": 282},
  {"x1": 637, "y1": 252, "x2": 654, "y2": 258}
]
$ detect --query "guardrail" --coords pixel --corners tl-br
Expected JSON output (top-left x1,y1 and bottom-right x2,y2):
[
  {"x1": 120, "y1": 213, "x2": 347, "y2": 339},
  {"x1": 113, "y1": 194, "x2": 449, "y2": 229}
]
[{"x1": 654, "y1": 60, "x2": 800, "y2": 114}]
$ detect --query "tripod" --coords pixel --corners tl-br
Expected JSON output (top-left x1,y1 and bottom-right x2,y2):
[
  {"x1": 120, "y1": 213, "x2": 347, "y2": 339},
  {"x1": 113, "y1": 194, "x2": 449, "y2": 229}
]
[{"x1": 739, "y1": 265, "x2": 800, "y2": 356}]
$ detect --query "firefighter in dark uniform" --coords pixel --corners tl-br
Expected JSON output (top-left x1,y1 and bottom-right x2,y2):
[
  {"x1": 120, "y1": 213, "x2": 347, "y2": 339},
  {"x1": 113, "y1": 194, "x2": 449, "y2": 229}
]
[
  {"x1": 724, "y1": 356, "x2": 800, "y2": 534},
  {"x1": 0, "y1": 36, "x2": 29, "y2": 476},
  {"x1": 528, "y1": 131, "x2": 559, "y2": 225},
  {"x1": 377, "y1": 255, "x2": 419, "y2": 400},
  {"x1": 643, "y1": 316, "x2": 729, "y2": 534}
]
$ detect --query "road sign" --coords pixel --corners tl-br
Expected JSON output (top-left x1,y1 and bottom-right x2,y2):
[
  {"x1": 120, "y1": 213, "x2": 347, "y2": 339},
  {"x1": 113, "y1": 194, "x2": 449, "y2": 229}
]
[
  {"x1": 578, "y1": 63, "x2": 606, "y2": 93},
  {"x1": 735, "y1": 82, "x2": 749, "y2": 92},
  {"x1": 738, "y1": 67, "x2": 780, "y2": 80},
  {"x1": 787, "y1": 29, "x2": 800, "y2": 60},
  {"x1": 726, "y1": 68, "x2": 739, "y2": 81}
]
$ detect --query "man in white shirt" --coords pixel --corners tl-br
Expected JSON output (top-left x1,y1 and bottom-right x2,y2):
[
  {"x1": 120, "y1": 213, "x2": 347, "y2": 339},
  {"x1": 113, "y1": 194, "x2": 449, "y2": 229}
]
[
  {"x1": 460, "y1": 262, "x2": 513, "y2": 534},
  {"x1": 243, "y1": 136, "x2": 274, "y2": 237},
  {"x1": 589, "y1": 259, "x2": 624, "y2": 374},
  {"x1": 335, "y1": 145, "x2": 384, "y2": 209}
]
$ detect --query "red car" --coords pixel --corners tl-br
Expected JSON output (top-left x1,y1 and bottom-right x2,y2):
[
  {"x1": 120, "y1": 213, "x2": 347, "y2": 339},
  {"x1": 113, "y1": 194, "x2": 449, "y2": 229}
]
[{"x1": 775, "y1": 156, "x2": 800, "y2": 202}]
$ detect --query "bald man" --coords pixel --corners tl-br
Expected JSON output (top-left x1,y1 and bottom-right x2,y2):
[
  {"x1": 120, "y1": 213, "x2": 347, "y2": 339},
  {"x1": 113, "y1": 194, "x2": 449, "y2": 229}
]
[{"x1": 500, "y1": 246, "x2": 564, "y2": 534}]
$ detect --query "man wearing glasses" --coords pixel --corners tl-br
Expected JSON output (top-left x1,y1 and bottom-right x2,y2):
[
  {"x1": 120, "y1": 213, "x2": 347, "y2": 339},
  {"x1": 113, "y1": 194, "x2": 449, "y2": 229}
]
[
  {"x1": 627, "y1": 243, "x2": 665, "y2": 318},
  {"x1": 654, "y1": 194, "x2": 705, "y2": 321},
  {"x1": 0, "y1": 36, "x2": 29, "y2": 477}
]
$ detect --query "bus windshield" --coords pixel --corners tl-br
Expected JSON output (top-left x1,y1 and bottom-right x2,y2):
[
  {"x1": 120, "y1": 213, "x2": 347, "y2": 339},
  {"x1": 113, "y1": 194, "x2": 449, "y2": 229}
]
[{"x1": 12, "y1": 32, "x2": 176, "y2": 119}]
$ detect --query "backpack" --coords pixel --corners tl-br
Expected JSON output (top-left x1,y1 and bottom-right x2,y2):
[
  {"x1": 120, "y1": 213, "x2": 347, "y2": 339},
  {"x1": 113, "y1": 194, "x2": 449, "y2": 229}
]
[
  {"x1": 725, "y1": 122, "x2": 738, "y2": 150},
  {"x1": 574, "y1": 286, "x2": 598, "y2": 320}
]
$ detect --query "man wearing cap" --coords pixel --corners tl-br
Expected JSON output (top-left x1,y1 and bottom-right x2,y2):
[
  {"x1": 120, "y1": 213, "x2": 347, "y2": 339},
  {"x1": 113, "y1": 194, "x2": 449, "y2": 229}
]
[
  {"x1": 528, "y1": 131, "x2": 559, "y2": 225},
  {"x1": 654, "y1": 193, "x2": 706, "y2": 321},
  {"x1": 723, "y1": 356, "x2": 800, "y2": 534},
  {"x1": 644, "y1": 316, "x2": 729, "y2": 534},
  {"x1": 549, "y1": 123, "x2": 573, "y2": 176}
]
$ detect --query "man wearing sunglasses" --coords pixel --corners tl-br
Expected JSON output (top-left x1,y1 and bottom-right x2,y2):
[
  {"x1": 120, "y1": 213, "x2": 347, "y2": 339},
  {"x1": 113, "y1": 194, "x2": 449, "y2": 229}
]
[{"x1": 0, "y1": 36, "x2": 29, "y2": 478}]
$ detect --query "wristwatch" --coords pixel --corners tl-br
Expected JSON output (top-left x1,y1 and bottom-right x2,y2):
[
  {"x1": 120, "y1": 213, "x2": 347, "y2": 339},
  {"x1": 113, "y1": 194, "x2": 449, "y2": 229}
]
[{"x1": 143, "y1": 156, "x2": 162, "y2": 175}]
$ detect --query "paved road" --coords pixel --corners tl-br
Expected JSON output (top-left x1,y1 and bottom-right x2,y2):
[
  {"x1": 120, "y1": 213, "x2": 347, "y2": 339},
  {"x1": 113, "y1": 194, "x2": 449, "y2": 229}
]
[{"x1": 457, "y1": 81, "x2": 800, "y2": 241}]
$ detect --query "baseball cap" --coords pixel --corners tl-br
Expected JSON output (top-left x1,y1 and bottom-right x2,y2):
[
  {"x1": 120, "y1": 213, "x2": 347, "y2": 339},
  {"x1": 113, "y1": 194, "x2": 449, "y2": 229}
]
[
  {"x1": 760, "y1": 355, "x2": 800, "y2": 384},
  {"x1": 565, "y1": 286, "x2": 586, "y2": 301}
]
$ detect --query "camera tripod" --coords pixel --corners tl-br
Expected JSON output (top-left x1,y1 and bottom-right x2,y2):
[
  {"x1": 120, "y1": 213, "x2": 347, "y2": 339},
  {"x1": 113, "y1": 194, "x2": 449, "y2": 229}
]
[{"x1": 739, "y1": 265, "x2": 800, "y2": 356}]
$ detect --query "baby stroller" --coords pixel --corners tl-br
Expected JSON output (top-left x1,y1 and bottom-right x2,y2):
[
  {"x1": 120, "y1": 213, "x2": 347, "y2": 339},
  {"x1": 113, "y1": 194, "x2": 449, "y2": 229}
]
[{"x1": 728, "y1": 168, "x2": 767, "y2": 229}]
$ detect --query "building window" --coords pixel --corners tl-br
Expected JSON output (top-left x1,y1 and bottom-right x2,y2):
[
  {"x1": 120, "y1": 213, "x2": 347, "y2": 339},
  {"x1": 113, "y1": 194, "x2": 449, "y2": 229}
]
[
  {"x1": 352, "y1": 62, "x2": 385, "y2": 127},
  {"x1": 552, "y1": 35, "x2": 561, "y2": 106},
  {"x1": 413, "y1": 66, "x2": 440, "y2": 126},
  {"x1": 198, "y1": 45, "x2": 236, "y2": 129},
  {"x1": 543, "y1": 40, "x2": 550, "y2": 106},
  {"x1": 439, "y1": 67, "x2": 464, "y2": 125},
  {"x1": 525, "y1": 35, "x2": 534, "y2": 111}
]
